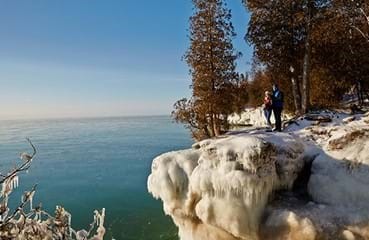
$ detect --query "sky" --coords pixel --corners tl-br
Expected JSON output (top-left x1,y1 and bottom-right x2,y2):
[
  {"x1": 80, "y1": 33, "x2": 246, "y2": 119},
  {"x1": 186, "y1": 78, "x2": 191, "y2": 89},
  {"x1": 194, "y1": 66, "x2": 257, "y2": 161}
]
[{"x1": 0, "y1": 0, "x2": 252, "y2": 120}]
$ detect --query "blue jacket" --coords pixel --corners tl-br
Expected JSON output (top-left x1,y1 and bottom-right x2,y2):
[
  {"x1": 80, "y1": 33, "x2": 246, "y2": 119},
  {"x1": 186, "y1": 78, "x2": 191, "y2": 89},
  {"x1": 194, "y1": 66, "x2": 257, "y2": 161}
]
[{"x1": 272, "y1": 89, "x2": 284, "y2": 108}]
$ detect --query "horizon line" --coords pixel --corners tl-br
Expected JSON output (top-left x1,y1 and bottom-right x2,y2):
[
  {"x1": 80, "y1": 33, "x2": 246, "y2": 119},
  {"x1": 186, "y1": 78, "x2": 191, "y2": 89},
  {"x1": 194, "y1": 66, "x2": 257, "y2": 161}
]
[{"x1": 0, "y1": 113, "x2": 173, "y2": 122}]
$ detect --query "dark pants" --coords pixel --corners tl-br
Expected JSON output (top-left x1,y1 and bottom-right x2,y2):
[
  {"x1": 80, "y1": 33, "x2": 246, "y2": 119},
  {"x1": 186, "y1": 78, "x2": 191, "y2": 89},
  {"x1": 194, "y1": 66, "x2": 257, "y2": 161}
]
[
  {"x1": 273, "y1": 107, "x2": 283, "y2": 131},
  {"x1": 263, "y1": 108, "x2": 272, "y2": 126}
]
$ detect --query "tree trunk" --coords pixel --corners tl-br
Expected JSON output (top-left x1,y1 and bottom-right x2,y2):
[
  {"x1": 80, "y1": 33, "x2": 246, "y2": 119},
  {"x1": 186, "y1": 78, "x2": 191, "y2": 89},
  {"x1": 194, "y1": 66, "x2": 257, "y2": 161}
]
[
  {"x1": 291, "y1": 73, "x2": 302, "y2": 115},
  {"x1": 212, "y1": 114, "x2": 218, "y2": 137},
  {"x1": 208, "y1": 110, "x2": 215, "y2": 138},
  {"x1": 302, "y1": 0, "x2": 313, "y2": 114},
  {"x1": 301, "y1": 44, "x2": 311, "y2": 113},
  {"x1": 213, "y1": 114, "x2": 220, "y2": 137},
  {"x1": 290, "y1": 1, "x2": 302, "y2": 115},
  {"x1": 356, "y1": 82, "x2": 362, "y2": 105},
  {"x1": 358, "y1": 80, "x2": 364, "y2": 105}
]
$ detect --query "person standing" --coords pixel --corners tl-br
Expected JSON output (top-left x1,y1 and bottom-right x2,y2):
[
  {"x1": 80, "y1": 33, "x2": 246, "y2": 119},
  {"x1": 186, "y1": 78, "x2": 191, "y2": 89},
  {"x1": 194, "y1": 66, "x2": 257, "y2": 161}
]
[
  {"x1": 263, "y1": 91, "x2": 273, "y2": 127},
  {"x1": 272, "y1": 84, "x2": 284, "y2": 132}
]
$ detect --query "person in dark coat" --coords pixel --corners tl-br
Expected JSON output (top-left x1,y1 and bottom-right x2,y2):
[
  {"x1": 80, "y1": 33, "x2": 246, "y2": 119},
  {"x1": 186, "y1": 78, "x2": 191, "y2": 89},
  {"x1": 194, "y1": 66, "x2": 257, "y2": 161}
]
[{"x1": 272, "y1": 84, "x2": 284, "y2": 132}]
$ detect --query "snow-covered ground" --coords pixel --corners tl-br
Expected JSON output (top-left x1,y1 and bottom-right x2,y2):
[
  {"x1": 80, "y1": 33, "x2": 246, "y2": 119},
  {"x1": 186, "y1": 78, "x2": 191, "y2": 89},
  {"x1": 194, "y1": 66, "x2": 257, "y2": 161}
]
[
  {"x1": 148, "y1": 109, "x2": 369, "y2": 240},
  {"x1": 228, "y1": 107, "x2": 291, "y2": 127}
]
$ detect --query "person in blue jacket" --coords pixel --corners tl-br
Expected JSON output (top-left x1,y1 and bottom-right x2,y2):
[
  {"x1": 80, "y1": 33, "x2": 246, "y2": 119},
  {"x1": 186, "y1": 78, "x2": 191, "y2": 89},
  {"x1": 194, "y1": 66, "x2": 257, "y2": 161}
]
[{"x1": 272, "y1": 84, "x2": 284, "y2": 132}]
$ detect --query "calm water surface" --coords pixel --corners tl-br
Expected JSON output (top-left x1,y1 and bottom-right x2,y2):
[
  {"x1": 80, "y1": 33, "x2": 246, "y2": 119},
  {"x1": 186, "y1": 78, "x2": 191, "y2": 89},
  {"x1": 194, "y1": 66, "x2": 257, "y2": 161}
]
[{"x1": 0, "y1": 116, "x2": 192, "y2": 240}]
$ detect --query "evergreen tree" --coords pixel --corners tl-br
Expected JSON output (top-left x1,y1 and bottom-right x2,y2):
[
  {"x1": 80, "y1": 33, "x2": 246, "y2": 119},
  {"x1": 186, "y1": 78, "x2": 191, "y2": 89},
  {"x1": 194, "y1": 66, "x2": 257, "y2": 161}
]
[
  {"x1": 172, "y1": 0, "x2": 241, "y2": 140},
  {"x1": 245, "y1": 0, "x2": 307, "y2": 113}
]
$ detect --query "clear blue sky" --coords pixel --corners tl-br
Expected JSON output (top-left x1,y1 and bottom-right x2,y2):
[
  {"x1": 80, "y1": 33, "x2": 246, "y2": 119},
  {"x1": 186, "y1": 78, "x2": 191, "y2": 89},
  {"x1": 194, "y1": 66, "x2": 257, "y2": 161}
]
[{"x1": 0, "y1": 0, "x2": 252, "y2": 119}]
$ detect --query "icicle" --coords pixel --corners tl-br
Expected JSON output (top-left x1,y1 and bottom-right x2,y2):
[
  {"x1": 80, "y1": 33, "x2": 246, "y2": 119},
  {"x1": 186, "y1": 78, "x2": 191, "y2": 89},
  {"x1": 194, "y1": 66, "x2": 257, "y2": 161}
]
[
  {"x1": 68, "y1": 212, "x2": 71, "y2": 227},
  {"x1": 10, "y1": 176, "x2": 18, "y2": 190},
  {"x1": 37, "y1": 212, "x2": 42, "y2": 223},
  {"x1": 1, "y1": 182, "x2": 6, "y2": 197},
  {"x1": 14, "y1": 175, "x2": 19, "y2": 188},
  {"x1": 10, "y1": 179, "x2": 14, "y2": 191},
  {"x1": 29, "y1": 192, "x2": 34, "y2": 211},
  {"x1": 66, "y1": 211, "x2": 72, "y2": 238}
]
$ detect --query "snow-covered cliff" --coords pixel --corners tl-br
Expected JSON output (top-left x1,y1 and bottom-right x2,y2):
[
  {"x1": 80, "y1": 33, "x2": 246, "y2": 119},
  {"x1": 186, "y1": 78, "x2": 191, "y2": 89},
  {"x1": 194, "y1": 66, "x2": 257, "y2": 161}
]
[{"x1": 148, "y1": 111, "x2": 369, "y2": 240}]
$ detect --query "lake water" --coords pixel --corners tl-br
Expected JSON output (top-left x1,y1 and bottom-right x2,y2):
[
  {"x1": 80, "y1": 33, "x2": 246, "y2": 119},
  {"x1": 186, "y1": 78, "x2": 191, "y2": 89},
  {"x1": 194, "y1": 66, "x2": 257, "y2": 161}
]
[{"x1": 0, "y1": 116, "x2": 192, "y2": 240}]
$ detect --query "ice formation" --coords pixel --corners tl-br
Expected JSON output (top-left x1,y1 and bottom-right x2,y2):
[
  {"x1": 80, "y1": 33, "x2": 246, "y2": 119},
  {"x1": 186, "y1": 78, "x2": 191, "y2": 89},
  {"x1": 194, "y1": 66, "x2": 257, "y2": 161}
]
[
  {"x1": 228, "y1": 107, "x2": 291, "y2": 127},
  {"x1": 276, "y1": 111, "x2": 369, "y2": 239},
  {"x1": 148, "y1": 132, "x2": 305, "y2": 240},
  {"x1": 304, "y1": 113, "x2": 369, "y2": 213},
  {"x1": 1, "y1": 175, "x2": 19, "y2": 198},
  {"x1": 260, "y1": 210, "x2": 317, "y2": 240},
  {"x1": 149, "y1": 109, "x2": 369, "y2": 240},
  {"x1": 0, "y1": 139, "x2": 106, "y2": 240}
]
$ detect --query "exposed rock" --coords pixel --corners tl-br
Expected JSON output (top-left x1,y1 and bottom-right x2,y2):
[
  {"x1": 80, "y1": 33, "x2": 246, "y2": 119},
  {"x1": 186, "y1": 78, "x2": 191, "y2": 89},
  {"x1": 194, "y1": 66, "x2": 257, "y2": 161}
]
[
  {"x1": 343, "y1": 116, "x2": 356, "y2": 124},
  {"x1": 304, "y1": 114, "x2": 332, "y2": 123},
  {"x1": 328, "y1": 129, "x2": 367, "y2": 150}
]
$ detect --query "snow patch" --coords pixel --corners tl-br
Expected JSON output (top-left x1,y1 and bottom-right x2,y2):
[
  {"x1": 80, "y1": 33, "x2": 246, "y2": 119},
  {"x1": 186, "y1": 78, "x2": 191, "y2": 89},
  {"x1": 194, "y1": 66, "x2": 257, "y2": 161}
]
[{"x1": 228, "y1": 108, "x2": 291, "y2": 127}]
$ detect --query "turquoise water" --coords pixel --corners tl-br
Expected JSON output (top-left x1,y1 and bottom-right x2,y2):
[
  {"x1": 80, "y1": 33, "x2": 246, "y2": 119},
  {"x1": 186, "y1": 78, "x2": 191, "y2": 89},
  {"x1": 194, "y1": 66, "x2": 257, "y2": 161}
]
[{"x1": 0, "y1": 116, "x2": 192, "y2": 240}]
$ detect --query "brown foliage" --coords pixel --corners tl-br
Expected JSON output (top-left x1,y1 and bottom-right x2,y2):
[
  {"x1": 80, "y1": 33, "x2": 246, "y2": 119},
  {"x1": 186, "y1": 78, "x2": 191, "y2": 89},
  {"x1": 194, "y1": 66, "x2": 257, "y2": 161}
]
[
  {"x1": 247, "y1": 71, "x2": 272, "y2": 108},
  {"x1": 172, "y1": 0, "x2": 246, "y2": 140},
  {"x1": 244, "y1": 0, "x2": 369, "y2": 111}
]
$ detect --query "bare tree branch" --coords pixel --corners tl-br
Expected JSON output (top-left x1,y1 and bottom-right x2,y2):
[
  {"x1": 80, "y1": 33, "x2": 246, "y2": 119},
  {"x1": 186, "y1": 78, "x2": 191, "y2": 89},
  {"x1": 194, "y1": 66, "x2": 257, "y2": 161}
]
[{"x1": 353, "y1": 26, "x2": 369, "y2": 42}]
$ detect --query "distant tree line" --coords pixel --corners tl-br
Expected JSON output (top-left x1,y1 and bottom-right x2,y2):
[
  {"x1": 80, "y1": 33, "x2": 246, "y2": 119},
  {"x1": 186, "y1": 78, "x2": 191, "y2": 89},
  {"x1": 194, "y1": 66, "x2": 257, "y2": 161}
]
[{"x1": 173, "y1": 0, "x2": 369, "y2": 140}]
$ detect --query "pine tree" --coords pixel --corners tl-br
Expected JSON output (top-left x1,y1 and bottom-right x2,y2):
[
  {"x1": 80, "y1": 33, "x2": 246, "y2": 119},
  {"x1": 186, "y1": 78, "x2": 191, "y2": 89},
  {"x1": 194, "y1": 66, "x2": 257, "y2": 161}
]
[{"x1": 172, "y1": 0, "x2": 241, "y2": 140}]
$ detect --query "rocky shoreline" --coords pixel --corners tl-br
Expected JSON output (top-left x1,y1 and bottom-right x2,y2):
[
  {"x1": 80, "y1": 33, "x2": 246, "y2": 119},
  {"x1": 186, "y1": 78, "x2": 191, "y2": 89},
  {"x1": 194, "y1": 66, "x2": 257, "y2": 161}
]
[{"x1": 148, "y1": 110, "x2": 369, "y2": 240}]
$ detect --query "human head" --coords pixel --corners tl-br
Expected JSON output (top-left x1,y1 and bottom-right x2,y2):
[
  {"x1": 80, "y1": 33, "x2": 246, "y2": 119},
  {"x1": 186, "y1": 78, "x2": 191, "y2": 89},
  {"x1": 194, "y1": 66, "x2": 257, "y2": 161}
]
[
  {"x1": 272, "y1": 84, "x2": 279, "y2": 91},
  {"x1": 265, "y1": 91, "x2": 270, "y2": 96}
]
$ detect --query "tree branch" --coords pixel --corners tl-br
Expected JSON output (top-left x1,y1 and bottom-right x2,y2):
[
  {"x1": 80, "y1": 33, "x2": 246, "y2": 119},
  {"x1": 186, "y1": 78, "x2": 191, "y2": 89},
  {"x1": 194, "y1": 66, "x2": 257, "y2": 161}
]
[{"x1": 0, "y1": 138, "x2": 36, "y2": 185}]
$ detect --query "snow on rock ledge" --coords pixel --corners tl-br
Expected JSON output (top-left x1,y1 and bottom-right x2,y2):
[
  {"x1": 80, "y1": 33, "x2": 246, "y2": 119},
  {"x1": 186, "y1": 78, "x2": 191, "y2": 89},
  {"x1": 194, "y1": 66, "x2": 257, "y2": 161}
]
[
  {"x1": 148, "y1": 132, "x2": 305, "y2": 240},
  {"x1": 228, "y1": 108, "x2": 269, "y2": 127},
  {"x1": 228, "y1": 107, "x2": 291, "y2": 127},
  {"x1": 306, "y1": 113, "x2": 369, "y2": 212}
]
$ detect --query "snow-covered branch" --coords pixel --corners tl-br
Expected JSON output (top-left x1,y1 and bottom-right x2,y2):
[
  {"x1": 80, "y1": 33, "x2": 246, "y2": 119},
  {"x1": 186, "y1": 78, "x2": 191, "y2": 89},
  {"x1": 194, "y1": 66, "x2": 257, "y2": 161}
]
[{"x1": 0, "y1": 139, "x2": 106, "y2": 240}]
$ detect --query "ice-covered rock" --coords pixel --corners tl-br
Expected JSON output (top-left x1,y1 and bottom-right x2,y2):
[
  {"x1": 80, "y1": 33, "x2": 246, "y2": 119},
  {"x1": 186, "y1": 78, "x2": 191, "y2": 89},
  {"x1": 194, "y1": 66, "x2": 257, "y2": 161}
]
[
  {"x1": 148, "y1": 132, "x2": 305, "y2": 240},
  {"x1": 228, "y1": 108, "x2": 269, "y2": 127},
  {"x1": 342, "y1": 116, "x2": 356, "y2": 124},
  {"x1": 307, "y1": 114, "x2": 369, "y2": 212},
  {"x1": 149, "y1": 110, "x2": 369, "y2": 240},
  {"x1": 147, "y1": 149, "x2": 201, "y2": 216},
  {"x1": 260, "y1": 210, "x2": 317, "y2": 240}
]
